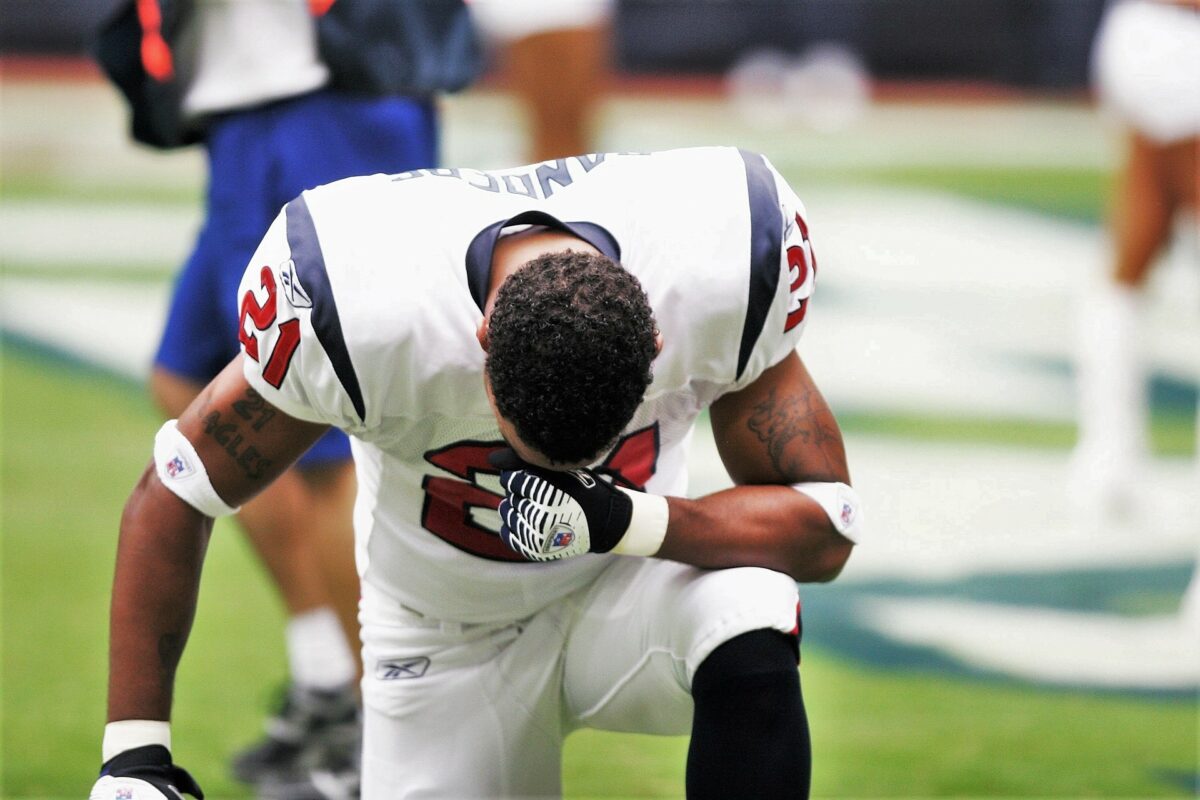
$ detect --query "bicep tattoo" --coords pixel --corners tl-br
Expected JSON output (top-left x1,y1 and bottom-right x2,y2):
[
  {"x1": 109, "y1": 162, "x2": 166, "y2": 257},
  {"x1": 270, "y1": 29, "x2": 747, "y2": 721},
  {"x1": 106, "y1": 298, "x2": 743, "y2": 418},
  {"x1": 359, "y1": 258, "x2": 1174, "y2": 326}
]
[
  {"x1": 746, "y1": 386, "x2": 844, "y2": 481},
  {"x1": 198, "y1": 387, "x2": 275, "y2": 481}
]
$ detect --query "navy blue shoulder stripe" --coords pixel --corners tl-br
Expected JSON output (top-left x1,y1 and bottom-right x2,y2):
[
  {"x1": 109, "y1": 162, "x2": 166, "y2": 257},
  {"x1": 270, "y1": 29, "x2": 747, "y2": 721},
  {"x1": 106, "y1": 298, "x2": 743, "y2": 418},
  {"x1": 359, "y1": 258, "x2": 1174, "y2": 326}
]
[
  {"x1": 737, "y1": 149, "x2": 783, "y2": 380},
  {"x1": 285, "y1": 196, "x2": 366, "y2": 423}
]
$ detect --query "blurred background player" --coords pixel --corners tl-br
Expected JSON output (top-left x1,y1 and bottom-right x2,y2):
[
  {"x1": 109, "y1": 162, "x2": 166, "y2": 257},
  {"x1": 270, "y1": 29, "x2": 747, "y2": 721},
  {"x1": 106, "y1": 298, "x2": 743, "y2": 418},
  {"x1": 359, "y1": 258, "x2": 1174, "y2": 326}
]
[
  {"x1": 1072, "y1": 0, "x2": 1200, "y2": 522},
  {"x1": 1076, "y1": 0, "x2": 1200, "y2": 635},
  {"x1": 92, "y1": 0, "x2": 480, "y2": 795},
  {"x1": 469, "y1": 0, "x2": 612, "y2": 161}
]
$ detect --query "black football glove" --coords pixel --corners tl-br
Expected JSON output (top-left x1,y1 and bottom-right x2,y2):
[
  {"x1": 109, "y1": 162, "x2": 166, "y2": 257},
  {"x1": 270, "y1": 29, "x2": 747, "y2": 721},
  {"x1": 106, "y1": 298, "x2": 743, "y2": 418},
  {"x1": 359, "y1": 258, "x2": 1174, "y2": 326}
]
[
  {"x1": 89, "y1": 745, "x2": 204, "y2": 800},
  {"x1": 489, "y1": 449, "x2": 668, "y2": 561}
]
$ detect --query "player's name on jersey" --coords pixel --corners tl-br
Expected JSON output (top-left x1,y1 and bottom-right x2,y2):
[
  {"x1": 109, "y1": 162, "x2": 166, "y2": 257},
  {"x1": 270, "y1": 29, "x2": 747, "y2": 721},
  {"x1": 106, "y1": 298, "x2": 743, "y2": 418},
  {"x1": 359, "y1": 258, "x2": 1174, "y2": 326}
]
[{"x1": 391, "y1": 152, "x2": 650, "y2": 200}]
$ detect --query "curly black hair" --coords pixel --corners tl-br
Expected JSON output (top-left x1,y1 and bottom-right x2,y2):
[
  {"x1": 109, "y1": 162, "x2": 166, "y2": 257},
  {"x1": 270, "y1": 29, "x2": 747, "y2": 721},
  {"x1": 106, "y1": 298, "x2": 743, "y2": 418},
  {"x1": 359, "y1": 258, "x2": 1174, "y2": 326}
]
[{"x1": 486, "y1": 249, "x2": 658, "y2": 465}]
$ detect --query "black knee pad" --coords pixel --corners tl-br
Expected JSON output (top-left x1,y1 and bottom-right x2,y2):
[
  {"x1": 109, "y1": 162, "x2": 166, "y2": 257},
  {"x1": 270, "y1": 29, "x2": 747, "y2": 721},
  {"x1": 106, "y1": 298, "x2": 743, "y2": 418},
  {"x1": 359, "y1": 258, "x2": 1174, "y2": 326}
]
[
  {"x1": 688, "y1": 628, "x2": 811, "y2": 799},
  {"x1": 692, "y1": 628, "x2": 799, "y2": 701}
]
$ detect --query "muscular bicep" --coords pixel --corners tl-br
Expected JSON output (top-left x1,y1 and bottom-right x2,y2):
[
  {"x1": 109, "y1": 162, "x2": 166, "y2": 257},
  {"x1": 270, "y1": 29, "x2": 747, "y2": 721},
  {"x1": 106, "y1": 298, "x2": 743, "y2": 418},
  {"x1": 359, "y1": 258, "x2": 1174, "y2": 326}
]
[
  {"x1": 175, "y1": 355, "x2": 332, "y2": 508},
  {"x1": 709, "y1": 351, "x2": 849, "y2": 486}
]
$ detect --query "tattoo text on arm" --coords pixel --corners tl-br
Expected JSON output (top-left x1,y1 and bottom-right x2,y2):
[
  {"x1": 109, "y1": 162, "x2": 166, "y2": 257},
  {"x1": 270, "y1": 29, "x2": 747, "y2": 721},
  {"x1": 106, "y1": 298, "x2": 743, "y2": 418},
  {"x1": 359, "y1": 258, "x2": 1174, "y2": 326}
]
[{"x1": 199, "y1": 388, "x2": 274, "y2": 481}]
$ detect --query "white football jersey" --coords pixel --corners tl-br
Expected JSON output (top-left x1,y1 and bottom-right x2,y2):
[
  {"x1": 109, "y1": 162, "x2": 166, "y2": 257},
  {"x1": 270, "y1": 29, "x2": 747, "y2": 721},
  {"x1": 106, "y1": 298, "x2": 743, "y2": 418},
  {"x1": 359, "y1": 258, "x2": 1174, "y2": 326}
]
[{"x1": 236, "y1": 146, "x2": 817, "y2": 622}]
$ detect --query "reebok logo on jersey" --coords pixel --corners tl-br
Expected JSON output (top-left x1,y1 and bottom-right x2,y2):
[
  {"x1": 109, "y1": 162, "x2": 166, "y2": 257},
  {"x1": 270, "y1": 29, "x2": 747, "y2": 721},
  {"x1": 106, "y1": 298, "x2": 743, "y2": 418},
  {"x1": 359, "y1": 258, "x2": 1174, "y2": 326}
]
[
  {"x1": 278, "y1": 259, "x2": 312, "y2": 308},
  {"x1": 377, "y1": 656, "x2": 430, "y2": 680},
  {"x1": 116, "y1": 789, "x2": 133, "y2": 800}
]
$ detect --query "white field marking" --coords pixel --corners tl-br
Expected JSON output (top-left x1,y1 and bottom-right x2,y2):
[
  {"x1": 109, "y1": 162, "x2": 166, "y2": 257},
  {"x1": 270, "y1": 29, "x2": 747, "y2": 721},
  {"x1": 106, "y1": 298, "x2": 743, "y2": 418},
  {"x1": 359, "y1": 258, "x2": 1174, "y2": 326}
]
[
  {"x1": 859, "y1": 597, "x2": 1200, "y2": 689},
  {"x1": 0, "y1": 278, "x2": 167, "y2": 380},
  {"x1": 0, "y1": 202, "x2": 199, "y2": 268},
  {"x1": 803, "y1": 186, "x2": 1200, "y2": 421}
]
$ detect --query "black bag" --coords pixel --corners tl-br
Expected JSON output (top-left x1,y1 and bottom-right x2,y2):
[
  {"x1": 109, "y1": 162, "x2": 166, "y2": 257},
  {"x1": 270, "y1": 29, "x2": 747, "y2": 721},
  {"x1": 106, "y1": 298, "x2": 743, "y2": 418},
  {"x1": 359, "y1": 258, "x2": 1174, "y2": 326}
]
[{"x1": 91, "y1": 0, "x2": 199, "y2": 149}]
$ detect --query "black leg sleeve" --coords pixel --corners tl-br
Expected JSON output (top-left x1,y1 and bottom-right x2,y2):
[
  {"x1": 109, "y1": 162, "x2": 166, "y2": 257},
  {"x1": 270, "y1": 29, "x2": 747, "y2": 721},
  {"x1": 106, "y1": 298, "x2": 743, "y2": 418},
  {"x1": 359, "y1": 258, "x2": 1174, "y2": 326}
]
[{"x1": 686, "y1": 628, "x2": 811, "y2": 800}]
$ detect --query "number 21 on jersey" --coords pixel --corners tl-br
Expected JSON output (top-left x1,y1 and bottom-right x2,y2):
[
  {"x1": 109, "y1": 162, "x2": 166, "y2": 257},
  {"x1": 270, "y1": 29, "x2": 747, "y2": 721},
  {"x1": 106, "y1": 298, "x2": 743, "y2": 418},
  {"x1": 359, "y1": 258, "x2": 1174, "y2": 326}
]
[{"x1": 239, "y1": 264, "x2": 301, "y2": 388}]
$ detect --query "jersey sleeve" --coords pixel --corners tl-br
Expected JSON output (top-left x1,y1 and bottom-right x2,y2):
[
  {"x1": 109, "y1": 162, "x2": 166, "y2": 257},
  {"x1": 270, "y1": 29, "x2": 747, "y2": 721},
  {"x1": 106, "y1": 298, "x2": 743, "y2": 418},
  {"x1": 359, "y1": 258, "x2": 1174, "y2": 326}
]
[
  {"x1": 236, "y1": 197, "x2": 366, "y2": 434},
  {"x1": 727, "y1": 154, "x2": 818, "y2": 393}
]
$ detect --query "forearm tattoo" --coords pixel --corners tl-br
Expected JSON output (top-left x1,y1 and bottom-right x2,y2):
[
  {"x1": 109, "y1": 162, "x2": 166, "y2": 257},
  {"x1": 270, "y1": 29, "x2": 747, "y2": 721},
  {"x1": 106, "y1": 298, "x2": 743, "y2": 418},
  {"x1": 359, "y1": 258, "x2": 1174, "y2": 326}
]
[
  {"x1": 746, "y1": 387, "x2": 843, "y2": 480},
  {"x1": 199, "y1": 388, "x2": 274, "y2": 481}
]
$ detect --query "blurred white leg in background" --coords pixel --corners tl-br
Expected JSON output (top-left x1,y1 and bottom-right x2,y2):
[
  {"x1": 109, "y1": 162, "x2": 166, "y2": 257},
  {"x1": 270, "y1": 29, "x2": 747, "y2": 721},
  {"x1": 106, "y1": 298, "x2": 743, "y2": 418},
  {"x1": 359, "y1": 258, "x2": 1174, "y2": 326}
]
[{"x1": 1070, "y1": 281, "x2": 1147, "y2": 519}]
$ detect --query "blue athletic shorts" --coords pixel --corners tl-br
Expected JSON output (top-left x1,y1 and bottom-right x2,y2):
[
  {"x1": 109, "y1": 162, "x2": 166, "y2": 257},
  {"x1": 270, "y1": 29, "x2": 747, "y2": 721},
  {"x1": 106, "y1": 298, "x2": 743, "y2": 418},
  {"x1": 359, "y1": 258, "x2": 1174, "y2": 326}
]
[{"x1": 155, "y1": 90, "x2": 437, "y2": 466}]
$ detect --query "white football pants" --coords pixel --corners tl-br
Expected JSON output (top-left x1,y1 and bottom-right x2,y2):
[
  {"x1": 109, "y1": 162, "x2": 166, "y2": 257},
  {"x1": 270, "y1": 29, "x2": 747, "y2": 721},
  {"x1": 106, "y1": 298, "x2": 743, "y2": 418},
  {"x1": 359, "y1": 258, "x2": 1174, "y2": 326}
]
[{"x1": 358, "y1": 558, "x2": 799, "y2": 798}]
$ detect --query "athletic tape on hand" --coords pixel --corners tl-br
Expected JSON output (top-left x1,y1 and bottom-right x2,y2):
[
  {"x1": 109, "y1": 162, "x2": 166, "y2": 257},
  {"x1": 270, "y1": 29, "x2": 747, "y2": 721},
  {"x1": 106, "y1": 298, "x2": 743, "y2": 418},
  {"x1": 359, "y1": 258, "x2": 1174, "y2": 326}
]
[
  {"x1": 611, "y1": 488, "x2": 669, "y2": 556},
  {"x1": 153, "y1": 420, "x2": 240, "y2": 518},
  {"x1": 102, "y1": 720, "x2": 171, "y2": 763}
]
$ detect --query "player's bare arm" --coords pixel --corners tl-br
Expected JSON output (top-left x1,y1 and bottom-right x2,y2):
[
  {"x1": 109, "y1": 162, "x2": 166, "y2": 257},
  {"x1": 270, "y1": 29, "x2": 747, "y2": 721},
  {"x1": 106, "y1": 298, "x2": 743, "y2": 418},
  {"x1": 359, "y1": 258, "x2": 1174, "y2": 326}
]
[
  {"x1": 654, "y1": 351, "x2": 855, "y2": 582},
  {"x1": 107, "y1": 356, "x2": 330, "y2": 723},
  {"x1": 712, "y1": 351, "x2": 848, "y2": 487}
]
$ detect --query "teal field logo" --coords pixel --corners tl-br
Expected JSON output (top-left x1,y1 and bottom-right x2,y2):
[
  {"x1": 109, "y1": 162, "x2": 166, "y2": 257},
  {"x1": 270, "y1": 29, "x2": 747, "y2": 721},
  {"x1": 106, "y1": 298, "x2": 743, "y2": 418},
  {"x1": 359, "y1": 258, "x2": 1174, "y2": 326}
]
[{"x1": 801, "y1": 562, "x2": 1198, "y2": 695}]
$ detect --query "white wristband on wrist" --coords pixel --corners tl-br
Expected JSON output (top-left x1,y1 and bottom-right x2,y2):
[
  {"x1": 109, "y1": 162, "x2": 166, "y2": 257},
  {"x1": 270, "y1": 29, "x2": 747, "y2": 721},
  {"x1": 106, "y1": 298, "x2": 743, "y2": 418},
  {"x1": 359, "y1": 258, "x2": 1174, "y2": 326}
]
[
  {"x1": 612, "y1": 488, "x2": 670, "y2": 556},
  {"x1": 792, "y1": 481, "x2": 865, "y2": 543},
  {"x1": 102, "y1": 719, "x2": 171, "y2": 763},
  {"x1": 154, "y1": 420, "x2": 240, "y2": 518}
]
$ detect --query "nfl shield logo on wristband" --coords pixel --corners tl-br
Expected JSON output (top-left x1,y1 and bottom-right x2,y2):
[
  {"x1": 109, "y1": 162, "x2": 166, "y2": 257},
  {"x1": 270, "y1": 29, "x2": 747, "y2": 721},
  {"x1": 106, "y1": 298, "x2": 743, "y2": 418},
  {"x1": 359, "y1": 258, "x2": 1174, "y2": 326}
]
[{"x1": 165, "y1": 455, "x2": 191, "y2": 479}]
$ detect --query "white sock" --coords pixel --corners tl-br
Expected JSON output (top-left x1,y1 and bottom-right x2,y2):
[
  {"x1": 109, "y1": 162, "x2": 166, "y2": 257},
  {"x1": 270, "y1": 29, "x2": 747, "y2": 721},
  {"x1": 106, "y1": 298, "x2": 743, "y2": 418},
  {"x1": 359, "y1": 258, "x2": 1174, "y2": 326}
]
[
  {"x1": 1074, "y1": 281, "x2": 1147, "y2": 474},
  {"x1": 286, "y1": 607, "x2": 356, "y2": 690}
]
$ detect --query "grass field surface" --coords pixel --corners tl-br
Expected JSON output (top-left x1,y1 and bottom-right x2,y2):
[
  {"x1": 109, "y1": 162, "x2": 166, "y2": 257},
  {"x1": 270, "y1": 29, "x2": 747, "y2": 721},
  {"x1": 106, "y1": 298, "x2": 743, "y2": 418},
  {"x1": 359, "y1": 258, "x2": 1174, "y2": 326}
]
[{"x1": 2, "y1": 70, "x2": 1197, "y2": 797}]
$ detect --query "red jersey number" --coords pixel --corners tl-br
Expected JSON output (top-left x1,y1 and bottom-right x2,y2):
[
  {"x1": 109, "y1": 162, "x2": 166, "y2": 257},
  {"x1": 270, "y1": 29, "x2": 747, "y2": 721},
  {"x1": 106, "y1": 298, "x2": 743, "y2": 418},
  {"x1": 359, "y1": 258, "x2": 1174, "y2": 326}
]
[
  {"x1": 239, "y1": 265, "x2": 301, "y2": 389},
  {"x1": 420, "y1": 424, "x2": 661, "y2": 561},
  {"x1": 784, "y1": 212, "x2": 816, "y2": 333}
]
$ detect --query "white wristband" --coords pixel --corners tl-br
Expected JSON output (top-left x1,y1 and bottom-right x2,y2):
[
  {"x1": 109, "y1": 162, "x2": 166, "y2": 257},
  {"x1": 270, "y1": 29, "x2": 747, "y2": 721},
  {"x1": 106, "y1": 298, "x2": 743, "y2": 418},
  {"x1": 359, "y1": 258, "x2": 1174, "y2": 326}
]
[
  {"x1": 612, "y1": 488, "x2": 670, "y2": 556},
  {"x1": 102, "y1": 719, "x2": 171, "y2": 763},
  {"x1": 792, "y1": 481, "x2": 865, "y2": 543},
  {"x1": 154, "y1": 420, "x2": 240, "y2": 518}
]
